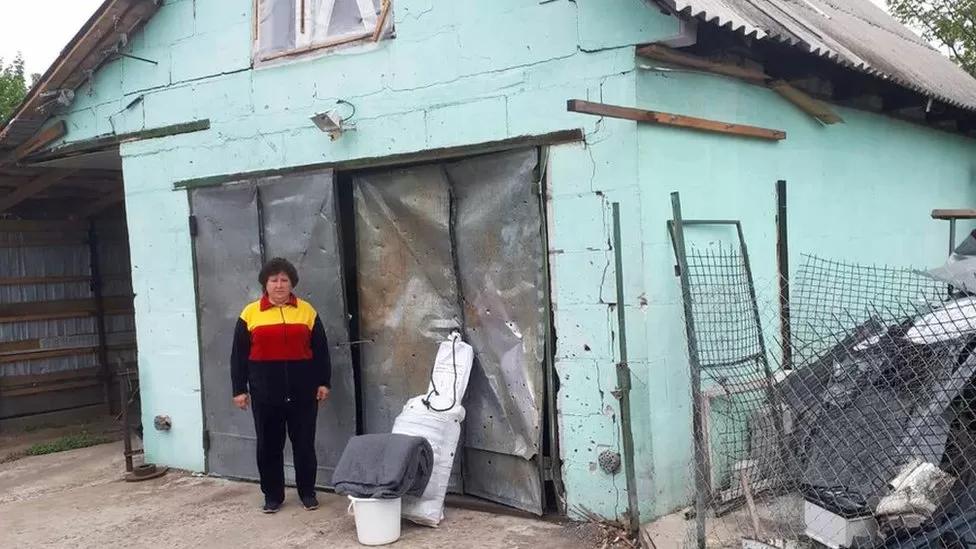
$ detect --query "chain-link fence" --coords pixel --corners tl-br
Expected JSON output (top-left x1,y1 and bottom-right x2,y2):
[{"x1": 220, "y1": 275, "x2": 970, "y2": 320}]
[{"x1": 665, "y1": 239, "x2": 976, "y2": 549}]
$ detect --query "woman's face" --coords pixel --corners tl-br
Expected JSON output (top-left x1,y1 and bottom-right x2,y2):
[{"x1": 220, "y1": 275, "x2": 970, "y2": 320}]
[{"x1": 265, "y1": 272, "x2": 293, "y2": 304}]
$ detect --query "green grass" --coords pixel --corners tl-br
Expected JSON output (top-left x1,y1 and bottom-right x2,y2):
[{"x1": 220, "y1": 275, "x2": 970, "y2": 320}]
[{"x1": 24, "y1": 432, "x2": 111, "y2": 456}]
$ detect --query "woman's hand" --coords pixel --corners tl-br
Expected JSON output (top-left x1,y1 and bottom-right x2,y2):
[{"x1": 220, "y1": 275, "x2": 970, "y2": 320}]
[
  {"x1": 316, "y1": 386, "x2": 331, "y2": 405},
  {"x1": 233, "y1": 393, "x2": 250, "y2": 410}
]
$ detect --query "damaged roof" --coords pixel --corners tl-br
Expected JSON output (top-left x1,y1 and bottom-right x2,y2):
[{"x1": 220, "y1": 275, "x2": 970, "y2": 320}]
[
  {"x1": 667, "y1": 0, "x2": 976, "y2": 113},
  {"x1": 3, "y1": 0, "x2": 976, "y2": 160},
  {"x1": 0, "y1": 0, "x2": 159, "y2": 155}
]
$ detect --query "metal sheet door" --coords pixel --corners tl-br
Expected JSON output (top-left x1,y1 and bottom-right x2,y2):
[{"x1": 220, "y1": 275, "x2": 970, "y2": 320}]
[
  {"x1": 193, "y1": 183, "x2": 263, "y2": 480},
  {"x1": 448, "y1": 150, "x2": 547, "y2": 515},
  {"x1": 192, "y1": 169, "x2": 355, "y2": 485},
  {"x1": 257, "y1": 171, "x2": 357, "y2": 482}
]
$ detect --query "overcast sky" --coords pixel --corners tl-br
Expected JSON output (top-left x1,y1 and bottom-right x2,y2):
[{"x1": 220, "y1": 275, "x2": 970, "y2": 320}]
[
  {"x1": 0, "y1": 0, "x2": 103, "y2": 77},
  {"x1": 0, "y1": 0, "x2": 894, "y2": 77}
]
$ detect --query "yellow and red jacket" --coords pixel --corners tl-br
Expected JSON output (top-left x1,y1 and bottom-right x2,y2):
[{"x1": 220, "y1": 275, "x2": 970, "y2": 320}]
[{"x1": 231, "y1": 294, "x2": 331, "y2": 403}]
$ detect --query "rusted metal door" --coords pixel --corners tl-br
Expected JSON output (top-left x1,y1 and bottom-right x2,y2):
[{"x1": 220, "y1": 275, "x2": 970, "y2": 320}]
[{"x1": 191, "y1": 169, "x2": 356, "y2": 485}]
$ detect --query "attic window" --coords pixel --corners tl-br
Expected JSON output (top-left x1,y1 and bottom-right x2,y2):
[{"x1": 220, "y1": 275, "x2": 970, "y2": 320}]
[{"x1": 255, "y1": 0, "x2": 392, "y2": 62}]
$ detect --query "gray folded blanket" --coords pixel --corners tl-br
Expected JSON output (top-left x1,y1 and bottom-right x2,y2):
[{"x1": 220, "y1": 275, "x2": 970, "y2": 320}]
[{"x1": 332, "y1": 433, "x2": 433, "y2": 499}]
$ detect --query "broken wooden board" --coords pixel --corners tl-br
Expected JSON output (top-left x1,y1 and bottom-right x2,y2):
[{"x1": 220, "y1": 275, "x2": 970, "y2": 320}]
[
  {"x1": 770, "y1": 81, "x2": 844, "y2": 125},
  {"x1": 567, "y1": 99, "x2": 786, "y2": 141}
]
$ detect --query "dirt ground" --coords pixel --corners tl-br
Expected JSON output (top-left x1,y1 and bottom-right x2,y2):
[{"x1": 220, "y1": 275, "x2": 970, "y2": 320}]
[{"x1": 0, "y1": 438, "x2": 598, "y2": 549}]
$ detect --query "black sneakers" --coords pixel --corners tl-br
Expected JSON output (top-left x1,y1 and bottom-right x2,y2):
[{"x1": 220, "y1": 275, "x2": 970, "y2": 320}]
[
  {"x1": 262, "y1": 500, "x2": 282, "y2": 514},
  {"x1": 301, "y1": 495, "x2": 319, "y2": 511}
]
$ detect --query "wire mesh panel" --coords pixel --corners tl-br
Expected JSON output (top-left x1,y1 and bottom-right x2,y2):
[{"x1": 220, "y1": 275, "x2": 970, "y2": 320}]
[
  {"x1": 791, "y1": 255, "x2": 948, "y2": 367},
  {"x1": 662, "y1": 244, "x2": 976, "y2": 549}
]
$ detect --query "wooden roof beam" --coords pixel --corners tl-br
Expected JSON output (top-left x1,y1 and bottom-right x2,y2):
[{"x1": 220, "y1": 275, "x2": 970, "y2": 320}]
[
  {"x1": 71, "y1": 188, "x2": 125, "y2": 220},
  {"x1": 0, "y1": 169, "x2": 78, "y2": 212},
  {"x1": 15, "y1": 121, "x2": 66, "y2": 160},
  {"x1": 0, "y1": 0, "x2": 159, "y2": 151}
]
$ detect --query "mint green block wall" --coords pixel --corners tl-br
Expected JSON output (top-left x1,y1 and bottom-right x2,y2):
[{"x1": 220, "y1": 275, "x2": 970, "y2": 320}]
[
  {"x1": 47, "y1": 0, "x2": 976, "y2": 522},
  {"x1": 48, "y1": 0, "x2": 685, "y2": 520},
  {"x1": 635, "y1": 68, "x2": 976, "y2": 518}
]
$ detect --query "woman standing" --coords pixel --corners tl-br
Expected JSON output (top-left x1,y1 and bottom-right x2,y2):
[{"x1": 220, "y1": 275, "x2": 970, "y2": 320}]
[{"x1": 230, "y1": 257, "x2": 332, "y2": 513}]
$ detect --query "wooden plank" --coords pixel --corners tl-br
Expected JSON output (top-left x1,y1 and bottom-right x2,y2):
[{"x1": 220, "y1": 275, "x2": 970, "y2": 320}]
[
  {"x1": 72, "y1": 189, "x2": 125, "y2": 220},
  {"x1": 740, "y1": 469, "x2": 762, "y2": 539},
  {"x1": 567, "y1": 99, "x2": 786, "y2": 141},
  {"x1": 174, "y1": 128, "x2": 585, "y2": 190},
  {"x1": 0, "y1": 385, "x2": 105, "y2": 415},
  {"x1": 0, "y1": 364, "x2": 138, "y2": 389},
  {"x1": 0, "y1": 347, "x2": 97, "y2": 364},
  {"x1": 0, "y1": 0, "x2": 157, "y2": 148},
  {"x1": 0, "y1": 275, "x2": 92, "y2": 286},
  {"x1": 372, "y1": 0, "x2": 392, "y2": 41},
  {"x1": 932, "y1": 209, "x2": 976, "y2": 220},
  {"x1": 0, "y1": 343, "x2": 136, "y2": 364},
  {"x1": 0, "y1": 169, "x2": 78, "y2": 212},
  {"x1": 0, "y1": 235, "x2": 88, "y2": 248},
  {"x1": 2, "y1": 368, "x2": 138, "y2": 398},
  {"x1": 770, "y1": 81, "x2": 844, "y2": 125},
  {"x1": 260, "y1": 31, "x2": 373, "y2": 62},
  {"x1": 14, "y1": 121, "x2": 67, "y2": 160},
  {"x1": 2, "y1": 379, "x2": 102, "y2": 398},
  {"x1": 637, "y1": 44, "x2": 770, "y2": 83},
  {"x1": 0, "y1": 339, "x2": 41, "y2": 354},
  {"x1": 0, "y1": 295, "x2": 134, "y2": 324},
  {"x1": 0, "y1": 219, "x2": 86, "y2": 232},
  {"x1": 638, "y1": 45, "x2": 845, "y2": 126},
  {"x1": 25, "y1": 120, "x2": 211, "y2": 163}
]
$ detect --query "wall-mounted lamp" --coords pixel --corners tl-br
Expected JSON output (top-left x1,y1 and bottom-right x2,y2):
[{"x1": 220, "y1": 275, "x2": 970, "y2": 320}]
[{"x1": 311, "y1": 99, "x2": 357, "y2": 141}]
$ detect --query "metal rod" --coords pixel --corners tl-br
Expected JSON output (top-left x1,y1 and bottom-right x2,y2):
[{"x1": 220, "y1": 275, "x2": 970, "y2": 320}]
[
  {"x1": 669, "y1": 192, "x2": 707, "y2": 549},
  {"x1": 88, "y1": 220, "x2": 112, "y2": 415},
  {"x1": 776, "y1": 180, "x2": 792, "y2": 370},
  {"x1": 612, "y1": 202, "x2": 640, "y2": 533},
  {"x1": 120, "y1": 379, "x2": 134, "y2": 473},
  {"x1": 115, "y1": 52, "x2": 159, "y2": 65},
  {"x1": 255, "y1": 186, "x2": 267, "y2": 265},
  {"x1": 950, "y1": 219, "x2": 957, "y2": 256},
  {"x1": 538, "y1": 150, "x2": 565, "y2": 513},
  {"x1": 736, "y1": 221, "x2": 789, "y2": 488}
]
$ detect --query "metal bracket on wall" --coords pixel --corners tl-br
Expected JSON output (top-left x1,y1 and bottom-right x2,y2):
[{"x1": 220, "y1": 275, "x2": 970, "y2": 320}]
[{"x1": 931, "y1": 209, "x2": 976, "y2": 255}]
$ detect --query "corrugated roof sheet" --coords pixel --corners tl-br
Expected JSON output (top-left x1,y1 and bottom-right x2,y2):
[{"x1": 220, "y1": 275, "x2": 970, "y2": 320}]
[{"x1": 670, "y1": 0, "x2": 976, "y2": 112}]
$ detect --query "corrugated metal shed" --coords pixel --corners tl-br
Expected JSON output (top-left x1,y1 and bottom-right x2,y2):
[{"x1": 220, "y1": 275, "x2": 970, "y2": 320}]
[{"x1": 669, "y1": 0, "x2": 976, "y2": 112}]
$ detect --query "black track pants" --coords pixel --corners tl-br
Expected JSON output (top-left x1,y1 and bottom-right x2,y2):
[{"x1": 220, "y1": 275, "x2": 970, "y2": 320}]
[{"x1": 251, "y1": 398, "x2": 318, "y2": 503}]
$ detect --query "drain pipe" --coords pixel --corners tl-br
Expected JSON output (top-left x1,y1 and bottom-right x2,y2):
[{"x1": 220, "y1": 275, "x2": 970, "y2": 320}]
[{"x1": 611, "y1": 202, "x2": 640, "y2": 533}]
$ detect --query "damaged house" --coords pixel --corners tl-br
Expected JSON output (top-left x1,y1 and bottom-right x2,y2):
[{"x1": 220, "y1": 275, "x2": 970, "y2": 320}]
[{"x1": 3, "y1": 0, "x2": 976, "y2": 528}]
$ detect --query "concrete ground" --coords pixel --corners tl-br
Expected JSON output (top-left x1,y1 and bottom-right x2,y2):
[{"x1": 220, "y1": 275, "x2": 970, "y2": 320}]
[{"x1": 0, "y1": 439, "x2": 596, "y2": 549}]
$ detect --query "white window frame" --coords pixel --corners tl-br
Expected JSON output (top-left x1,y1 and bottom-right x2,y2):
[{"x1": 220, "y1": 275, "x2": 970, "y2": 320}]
[{"x1": 254, "y1": 0, "x2": 392, "y2": 64}]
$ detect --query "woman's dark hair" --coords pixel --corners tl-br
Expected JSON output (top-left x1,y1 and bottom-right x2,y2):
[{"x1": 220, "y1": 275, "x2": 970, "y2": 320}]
[{"x1": 259, "y1": 257, "x2": 299, "y2": 288}]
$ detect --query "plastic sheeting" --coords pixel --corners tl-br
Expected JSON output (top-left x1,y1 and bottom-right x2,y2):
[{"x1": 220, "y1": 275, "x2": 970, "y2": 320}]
[
  {"x1": 354, "y1": 149, "x2": 546, "y2": 514},
  {"x1": 316, "y1": 0, "x2": 380, "y2": 40},
  {"x1": 256, "y1": 0, "x2": 296, "y2": 57},
  {"x1": 928, "y1": 229, "x2": 976, "y2": 295},
  {"x1": 192, "y1": 169, "x2": 356, "y2": 484},
  {"x1": 800, "y1": 329, "x2": 976, "y2": 504}
]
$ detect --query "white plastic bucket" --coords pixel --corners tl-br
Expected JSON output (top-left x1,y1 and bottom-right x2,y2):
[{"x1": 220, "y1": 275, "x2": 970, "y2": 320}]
[{"x1": 347, "y1": 496, "x2": 402, "y2": 546}]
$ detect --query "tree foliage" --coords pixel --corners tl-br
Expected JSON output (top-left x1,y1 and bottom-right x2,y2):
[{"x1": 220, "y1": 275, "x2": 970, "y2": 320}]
[
  {"x1": 0, "y1": 53, "x2": 28, "y2": 123},
  {"x1": 888, "y1": 0, "x2": 976, "y2": 76}
]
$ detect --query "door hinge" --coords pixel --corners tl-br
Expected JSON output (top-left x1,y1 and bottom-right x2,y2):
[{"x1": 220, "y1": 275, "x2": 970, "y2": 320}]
[
  {"x1": 674, "y1": 264, "x2": 681, "y2": 277},
  {"x1": 188, "y1": 215, "x2": 198, "y2": 237},
  {"x1": 202, "y1": 429, "x2": 210, "y2": 451}
]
